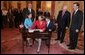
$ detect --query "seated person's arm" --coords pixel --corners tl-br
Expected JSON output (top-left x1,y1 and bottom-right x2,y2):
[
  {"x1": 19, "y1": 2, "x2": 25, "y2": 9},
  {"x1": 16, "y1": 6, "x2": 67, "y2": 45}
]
[
  {"x1": 49, "y1": 22, "x2": 56, "y2": 31},
  {"x1": 31, "y1": 21, "x2": 36, "y2": 29},
  {"x1": 41, "y1": 21, "x2": 47, "y2": 32},
  {"x1": 24, "y1": 19, "x2": 29, "y2": 29}
]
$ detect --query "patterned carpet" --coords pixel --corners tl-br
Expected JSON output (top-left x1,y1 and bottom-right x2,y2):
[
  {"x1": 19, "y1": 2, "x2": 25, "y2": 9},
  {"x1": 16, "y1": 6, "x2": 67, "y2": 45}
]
[{"x1": 1, "y1": 28, "x2": 84, "y2": 54}]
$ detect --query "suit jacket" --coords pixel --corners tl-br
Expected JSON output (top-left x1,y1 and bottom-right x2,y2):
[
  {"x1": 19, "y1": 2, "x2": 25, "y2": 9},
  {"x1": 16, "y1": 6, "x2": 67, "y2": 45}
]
[
  {"x1": 32, "y1": 20, "x2": 47, "y2": 31},
  {"x1": 22, "y1": 8, "x2": 35, "y2": 22},
  {"x1": 46, "y1": 21, "x2": 55, "y2": 32},
  {"x1": 56, "y1": 10, "x2": 70, "y2": 29},
  {"x1": 70, "y1": 10, "x2": 83, "y2": 31}
]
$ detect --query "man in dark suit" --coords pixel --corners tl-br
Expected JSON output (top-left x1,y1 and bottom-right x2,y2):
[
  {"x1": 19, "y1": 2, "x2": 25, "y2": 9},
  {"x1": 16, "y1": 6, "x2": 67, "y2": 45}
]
[
  {"x1": 22, "y1": 3, "x2": 35, "y2": 23},
  {"x1": 46, "y1": 17, "x2": 55, "y2": 32},
  {"x1": 67, "y1": 2, "x2": 83, "y2": 50},
  {"x1": 44, "y1": 10, "x2": 50, "y2": 18},
  {"x1": 45, "y1": 17, "x2": 55, "y2": 45},
  {"x1": 14, "y1": 8, "x2": 20, "y2": 28},
  {"x1": 55, "y1": 5, "x2": 70, "y2": 43}
]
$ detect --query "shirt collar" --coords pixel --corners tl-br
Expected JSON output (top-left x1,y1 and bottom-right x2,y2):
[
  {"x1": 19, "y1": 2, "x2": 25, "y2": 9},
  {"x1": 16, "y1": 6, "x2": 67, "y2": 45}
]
[
  {"x1": 47, "y1": 20, "x2": 50, "y2": 25},
  {"x1": 28, "y1": 8, "x2": 31, "y2": 11},
  {"x1": 75, "y1": 9, "x2": 78, "y2": 12}
]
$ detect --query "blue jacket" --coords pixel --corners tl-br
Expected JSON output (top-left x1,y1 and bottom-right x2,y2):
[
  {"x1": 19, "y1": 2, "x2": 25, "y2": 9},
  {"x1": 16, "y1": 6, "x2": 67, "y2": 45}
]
[{"x1": 24, "y1": 18, "x2": 33, "y2": 29}]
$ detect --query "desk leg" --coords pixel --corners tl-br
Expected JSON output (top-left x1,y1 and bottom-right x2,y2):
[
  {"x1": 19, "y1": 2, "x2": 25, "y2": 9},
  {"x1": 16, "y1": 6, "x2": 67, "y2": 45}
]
[
  {"x1": 26, "y1": 40, "x2": 28, "y2": 47},
  {"x1": 48, "y1": 34, "x2": 51, "y2": 54},
  {"x1": 48, "y1": 37, "x2": 50, "y2": 54},
  {"x1": 32, "y1": 38, "x2": 35, "y2": 45}
]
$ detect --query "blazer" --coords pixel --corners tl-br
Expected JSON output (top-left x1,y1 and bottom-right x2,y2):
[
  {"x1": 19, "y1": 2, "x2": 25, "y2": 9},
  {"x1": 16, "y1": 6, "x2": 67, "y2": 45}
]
[
  {"x1": 56, "y1": 10, "x2": 70, "y2": 29},
  {"x1": 24, "y1": 18, "x2": 33, "y2": 29},
  {"x1": 46, "y1": 21, "x2": 55, "y2": 31},
  {"x1": 70, "y1": 10, "x2": 83, "y2": 31},
  {"x1": 32, "y1": 20, "x2": 47, "y2": 31}
]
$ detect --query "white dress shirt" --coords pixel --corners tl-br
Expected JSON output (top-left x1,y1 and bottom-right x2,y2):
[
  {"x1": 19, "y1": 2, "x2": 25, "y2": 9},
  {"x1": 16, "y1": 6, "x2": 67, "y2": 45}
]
[
  {"x1": 28, "y1": 8, "x2": 31, "y2": 13},
  {"x1": 74, "y1": 9, "x2": 78, "y2": 14},
  {"x1": 47, "y1": 20, "x2": 50, "y2": 27}
]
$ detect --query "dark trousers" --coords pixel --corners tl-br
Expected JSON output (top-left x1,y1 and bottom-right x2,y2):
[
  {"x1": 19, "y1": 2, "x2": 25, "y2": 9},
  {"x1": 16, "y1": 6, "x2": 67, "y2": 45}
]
[
  {"x1": 57, "y1": 26, "x2": 66, "y2": 42},
  {"x1": 14, "y1": 18, "x2": 19, "y2": 28},
  {"x1": 2, "y1": 15, "x2": 7, "y2": 27},
  {"x1": 22, "y1": 28, "x2": 28, "y2": 41},
  {"x1": 9, "y1": 21, "x2": 13, "y2": 28},
  {"x1": 69, "y1": 29, "x2": 79, "y2": 48}
]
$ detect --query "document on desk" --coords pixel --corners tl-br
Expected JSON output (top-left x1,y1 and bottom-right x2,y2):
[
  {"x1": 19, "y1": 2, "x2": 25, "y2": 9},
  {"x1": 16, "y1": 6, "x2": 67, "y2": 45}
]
[{"x1": 28, "y1": 29, "x2": 43, "y2": 33}]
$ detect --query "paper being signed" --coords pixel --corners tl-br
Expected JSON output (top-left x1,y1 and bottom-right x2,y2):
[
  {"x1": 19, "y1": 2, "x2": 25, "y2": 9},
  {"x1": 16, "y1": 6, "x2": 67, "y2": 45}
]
[{"x1": 28, "y1": 29, "x2": 44, "y2": 33}]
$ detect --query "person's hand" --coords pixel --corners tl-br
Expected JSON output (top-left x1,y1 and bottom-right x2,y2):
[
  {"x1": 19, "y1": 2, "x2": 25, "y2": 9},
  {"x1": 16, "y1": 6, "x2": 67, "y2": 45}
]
[
  {"x1": 19, "y1": 24, "x2": 24, "y2": 28},
  {"x1": 49, "y1": 29, "x2": 52, "y2": 31},
  {"x1": 76, "y1": 29, "x2": 79, "y2": 32},
  {"x1": 81, "y1": 32, "x2": 84, "y2": 36},
  {"x1": 54, "y1": 23, "x2": 58, "y2": 26},
  {"x1": 54, "y1": 23, "x2": 58, "y2": 28}
]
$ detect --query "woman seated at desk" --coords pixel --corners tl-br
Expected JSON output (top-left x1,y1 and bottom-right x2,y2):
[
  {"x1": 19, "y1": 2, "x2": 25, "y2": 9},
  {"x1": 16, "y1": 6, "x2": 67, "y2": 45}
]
[
  {"x1": 32, "y1": 15, "x2": 46, "y2": 31},
  {"x1": 24, "y1": 13, "x2": 33, "y2": 46},
  {"x1": 31, "y1": 15, "x2": 47, "y2": 53}
]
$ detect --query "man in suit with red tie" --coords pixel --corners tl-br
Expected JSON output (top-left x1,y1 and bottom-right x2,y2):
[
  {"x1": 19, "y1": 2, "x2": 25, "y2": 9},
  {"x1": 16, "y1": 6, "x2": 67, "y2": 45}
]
[
  {"x1": 55, "y1": 5, "x2": 70, "y2": 43},
  {"x1": 67, "y1": 2, "x2": 83, "y2": 50}
]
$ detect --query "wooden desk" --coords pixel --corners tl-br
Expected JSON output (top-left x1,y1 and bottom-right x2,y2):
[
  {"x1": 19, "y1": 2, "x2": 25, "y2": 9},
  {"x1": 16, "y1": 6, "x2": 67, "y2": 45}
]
[{"x1": 19, "y1": 28, "x2": 52, "y2": 54}]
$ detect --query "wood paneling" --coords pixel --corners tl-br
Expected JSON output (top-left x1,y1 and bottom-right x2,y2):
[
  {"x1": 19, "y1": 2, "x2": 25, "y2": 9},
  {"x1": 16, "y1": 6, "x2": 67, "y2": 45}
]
[
  {"x1": 12, "y1": 1, "x2": 18, "y2": 9},
  {"x1": 20, "y1": 1, "x2": 26, "y2": 10},
  {"x1": 3, "y1": 1, "x2": 8, "y2": 10},
  {"x1": 51, "y1": 1, "x2": 55, "y2": 18},
  {"x1": 32, "y1": 1, "x2": 36, "y2": 12},
  {"x1": 41, "y1": 1, "x2": 46, "y2": 12}
]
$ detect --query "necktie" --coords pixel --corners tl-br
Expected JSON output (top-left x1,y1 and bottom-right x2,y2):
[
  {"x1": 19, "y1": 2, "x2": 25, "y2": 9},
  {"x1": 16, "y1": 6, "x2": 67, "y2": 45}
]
[{"x1": 62, "y1": 11, "x2": 65, "y2": 17}]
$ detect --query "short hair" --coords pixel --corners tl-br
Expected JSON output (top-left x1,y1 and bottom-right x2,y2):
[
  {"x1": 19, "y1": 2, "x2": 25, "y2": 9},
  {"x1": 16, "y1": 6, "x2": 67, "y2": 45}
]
[
  {"x1": 28, "y1": 2, "x2": 32, "y2": 5},
  {"x1": 28, "y1": 12, "x2": 32, "y2": 15},
  {"x1": 38, "y1": 15, "x2": 44, "y2": 18},
  {"x1": 73, "y1": 2, "x2": 80, "y2": 7},
  {"x1": 25, "y1": 13, "x2": 32, "y2": 18}
]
